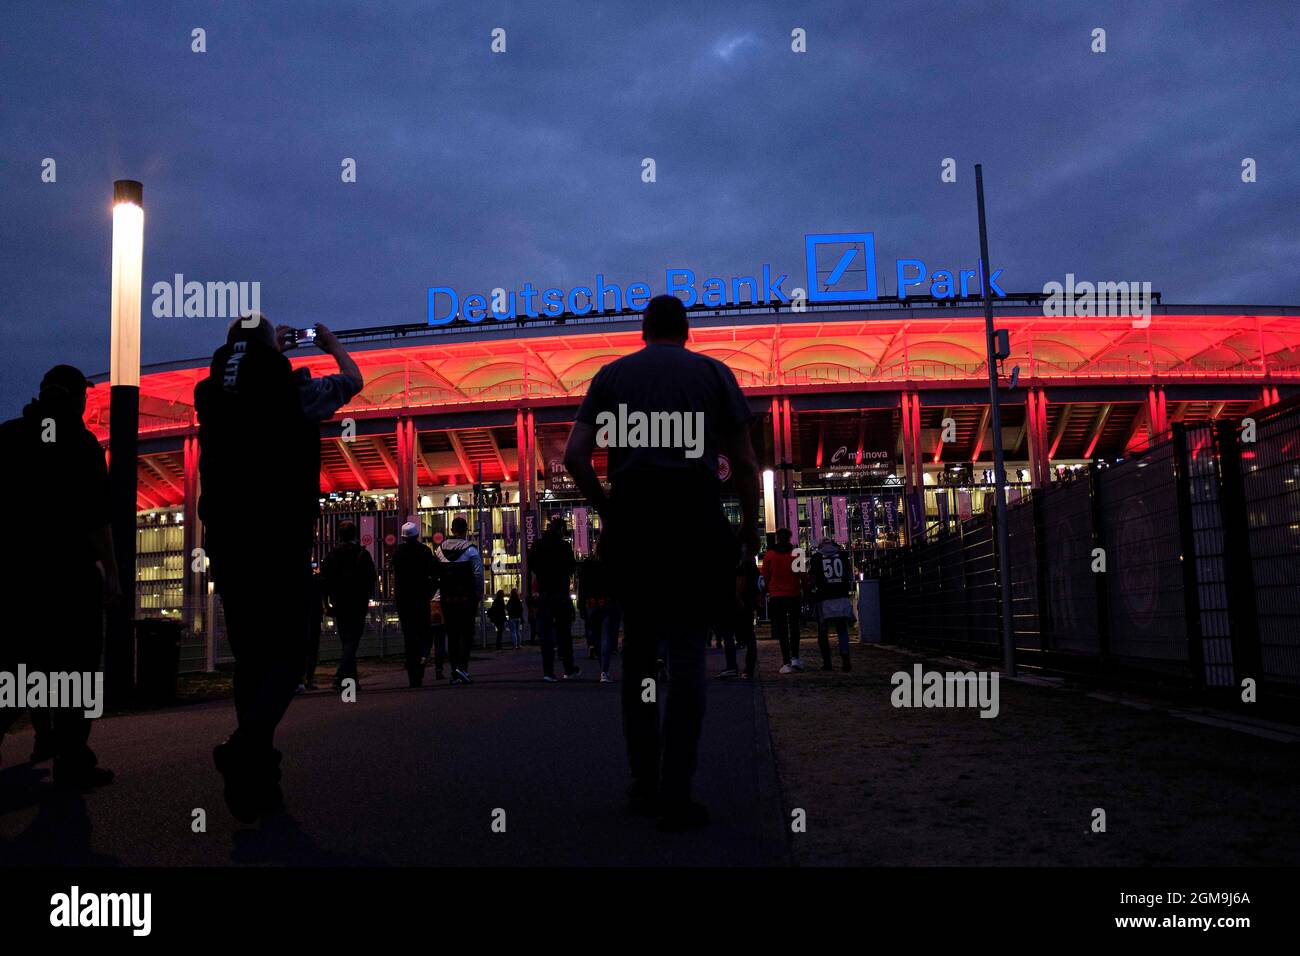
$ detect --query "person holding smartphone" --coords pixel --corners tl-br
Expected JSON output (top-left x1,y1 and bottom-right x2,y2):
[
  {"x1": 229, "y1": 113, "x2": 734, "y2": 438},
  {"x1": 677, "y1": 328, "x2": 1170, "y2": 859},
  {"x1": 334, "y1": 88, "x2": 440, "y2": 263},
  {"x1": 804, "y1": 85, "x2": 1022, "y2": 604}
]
[{"x1": 196, "y1": 315, "x2": 363, "y2": 823}]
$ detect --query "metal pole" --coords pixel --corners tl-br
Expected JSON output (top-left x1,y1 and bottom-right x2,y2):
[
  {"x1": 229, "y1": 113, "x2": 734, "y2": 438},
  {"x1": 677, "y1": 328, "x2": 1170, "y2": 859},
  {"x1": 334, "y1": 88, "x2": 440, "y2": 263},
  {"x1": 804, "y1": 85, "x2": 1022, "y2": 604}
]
[{"x1": 975, "y1": 164, "x2": 1016, "y2": 677}]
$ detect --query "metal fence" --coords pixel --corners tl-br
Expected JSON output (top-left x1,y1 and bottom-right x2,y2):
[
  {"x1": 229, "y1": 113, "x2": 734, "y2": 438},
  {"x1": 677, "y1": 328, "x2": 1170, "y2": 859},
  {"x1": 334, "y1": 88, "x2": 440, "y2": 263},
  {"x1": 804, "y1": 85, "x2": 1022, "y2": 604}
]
[{"x1": 878, "y1": 398, "x2": 1300, "y2": 699}]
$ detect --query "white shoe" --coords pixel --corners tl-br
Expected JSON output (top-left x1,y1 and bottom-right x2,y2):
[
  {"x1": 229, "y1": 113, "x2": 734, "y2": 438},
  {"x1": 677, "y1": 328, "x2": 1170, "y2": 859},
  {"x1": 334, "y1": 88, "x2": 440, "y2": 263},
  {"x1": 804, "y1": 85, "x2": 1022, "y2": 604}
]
[
  {"x1": 791, "y1": 658, "x2": 805, "y2": 671},
  {"x1": 779, "y1": 664, "x2": 794, "y2": 675},
  {"x1": 599, "y1": 672, "x2": 612, "y2": 683}
]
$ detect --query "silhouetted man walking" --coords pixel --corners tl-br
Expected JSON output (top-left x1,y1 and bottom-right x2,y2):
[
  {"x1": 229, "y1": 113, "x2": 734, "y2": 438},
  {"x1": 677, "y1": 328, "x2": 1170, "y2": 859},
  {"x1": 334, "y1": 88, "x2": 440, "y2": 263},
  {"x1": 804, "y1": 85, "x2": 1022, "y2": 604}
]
[
  {"x1": 195, "y1": 315, "x2": 361, "y2": 823},
  {"x1": 393, "y1": 521, "x2": 435, "y2": 687},
  {"x1": 528, "y1": 516, "x2": 579, "y2": 682},
  {"x1": 323, "y1": 520, "x2": 377, "y2": 688},
  {"x1": 435, "y1": 516, "x2": 482, "y2": 685},
  {"x1": 0, "y1": 365, "x2": 120, "y2": 788},
  {"x1": 565, "y1": 295, "x2": 760, "y2": 829}
]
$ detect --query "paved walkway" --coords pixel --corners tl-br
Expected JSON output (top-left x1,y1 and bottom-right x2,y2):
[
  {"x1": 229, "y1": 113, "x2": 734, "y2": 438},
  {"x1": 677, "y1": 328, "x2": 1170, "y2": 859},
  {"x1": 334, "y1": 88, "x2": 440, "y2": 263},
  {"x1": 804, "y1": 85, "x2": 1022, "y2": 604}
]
[{"x1": 0, "y1": 647, "x2": 788, "y2": 867}]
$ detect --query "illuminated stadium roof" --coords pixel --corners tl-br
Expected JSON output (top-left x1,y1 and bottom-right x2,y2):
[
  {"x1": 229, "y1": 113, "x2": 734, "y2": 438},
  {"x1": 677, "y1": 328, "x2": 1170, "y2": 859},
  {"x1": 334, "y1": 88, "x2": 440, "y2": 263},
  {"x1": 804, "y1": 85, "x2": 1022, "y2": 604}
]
[{"x1": 84, "y1": 299, "x2": 1300, "y2": 508}]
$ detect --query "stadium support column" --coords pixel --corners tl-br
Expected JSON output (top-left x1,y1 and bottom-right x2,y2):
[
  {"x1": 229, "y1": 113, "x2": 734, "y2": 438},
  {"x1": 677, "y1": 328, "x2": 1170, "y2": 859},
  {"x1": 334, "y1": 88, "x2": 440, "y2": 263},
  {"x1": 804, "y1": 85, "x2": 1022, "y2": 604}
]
[
  {"x1": 396, "y1": 417, "x2": 418, "y2": 521},
  {"x1": 900, "y1": 391, "x2": 923, "y2": 541},
  {"x1": 516, "y1": 408, "x2": 530, "y2": 594},
  {"x1": 1025, "y1": 388, "x2": 1050, "y2": 489},
  {"x1": 182, "y1": 432, "x2": 202, "y2": 637},
  {"x1": 781, "y1": 396, "x2": 795, "y2": 535},
  {"x1": 1147, "y1": 386, "x2": 1169, "y2": 444}
]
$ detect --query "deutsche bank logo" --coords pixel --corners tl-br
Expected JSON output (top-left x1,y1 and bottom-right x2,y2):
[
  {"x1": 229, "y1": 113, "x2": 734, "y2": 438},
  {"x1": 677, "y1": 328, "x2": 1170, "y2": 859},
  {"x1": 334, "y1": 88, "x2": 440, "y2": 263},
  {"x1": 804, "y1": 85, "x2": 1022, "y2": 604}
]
[{"x1": 805, "y1": 232, "x2": 877, "y2": 302}]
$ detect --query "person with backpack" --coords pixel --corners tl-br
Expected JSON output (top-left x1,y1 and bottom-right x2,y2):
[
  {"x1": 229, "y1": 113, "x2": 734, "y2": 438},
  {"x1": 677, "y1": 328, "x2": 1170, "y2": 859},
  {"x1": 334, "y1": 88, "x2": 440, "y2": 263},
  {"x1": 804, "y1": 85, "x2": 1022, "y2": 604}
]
[
  {"x1": 528, "y1": 516, "x2": 579, "y2": 682},
  {"x1": 435, "y1": 516, "x2": 483, "y2": 685},
  {"x1": 811, "y1": 537, "x2": 855, "y2": 672},
  {"x1": 196, "y1": 315, "x2": 362, "y2": 823},
  {"x1": 393, "y1": 521, "x2": 436, "y2": 688},
  {"x1": 762, "y1": 527, "x2": 806, "y2": 674},
  {"x1": 488, "y1": 590, "x2": 507, "y2": 650},
  {"x1": 505, "y1": 588, "x2": 523, "y2": 649},
  {"x1": 323, "y1": 520, "x2": 377, "y2": 690}
]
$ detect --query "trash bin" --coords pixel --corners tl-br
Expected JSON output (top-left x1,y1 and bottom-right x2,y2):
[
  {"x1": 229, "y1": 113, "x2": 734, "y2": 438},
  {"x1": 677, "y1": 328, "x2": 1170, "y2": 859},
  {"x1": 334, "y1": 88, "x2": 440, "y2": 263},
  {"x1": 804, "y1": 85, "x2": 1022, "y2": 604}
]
[
  {"x1": 135, "y1": 618, "x2": 182, "y2": 704},
  {"x1": 857, "y1": 579, "x2": 881, "y2": 643}
]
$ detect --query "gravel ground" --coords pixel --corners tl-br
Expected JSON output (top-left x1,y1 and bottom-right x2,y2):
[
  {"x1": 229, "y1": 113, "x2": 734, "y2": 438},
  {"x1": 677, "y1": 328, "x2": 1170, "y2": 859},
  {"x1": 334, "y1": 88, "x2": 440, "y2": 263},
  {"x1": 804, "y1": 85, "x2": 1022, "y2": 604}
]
[{"x1": 756, "y1": 635, "x2": 1300, "y2": 866}]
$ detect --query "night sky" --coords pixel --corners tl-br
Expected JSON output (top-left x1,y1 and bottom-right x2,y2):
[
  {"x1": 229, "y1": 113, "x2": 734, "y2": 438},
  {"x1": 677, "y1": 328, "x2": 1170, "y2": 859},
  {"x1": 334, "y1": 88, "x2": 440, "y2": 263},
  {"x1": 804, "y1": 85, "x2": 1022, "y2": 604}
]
[{"x1": 2, "y1": 0, "x2": 1296, "y2": 411}]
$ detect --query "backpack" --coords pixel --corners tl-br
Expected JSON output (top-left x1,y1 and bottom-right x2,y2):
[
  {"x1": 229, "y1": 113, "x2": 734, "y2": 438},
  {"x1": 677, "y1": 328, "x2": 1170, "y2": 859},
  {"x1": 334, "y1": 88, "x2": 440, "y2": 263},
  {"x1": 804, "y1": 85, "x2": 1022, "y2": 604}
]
[{"x1": 437, "y1": 543, "x2": 478, "y2": 613}]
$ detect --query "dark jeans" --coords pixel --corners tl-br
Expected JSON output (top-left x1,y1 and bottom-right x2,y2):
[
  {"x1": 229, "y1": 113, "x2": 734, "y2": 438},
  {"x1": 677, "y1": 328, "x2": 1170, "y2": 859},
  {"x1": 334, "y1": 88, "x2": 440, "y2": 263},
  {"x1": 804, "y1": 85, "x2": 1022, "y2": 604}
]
[
  {"x1": 217, "y1": 551, "x2": 310, "y2": 756},
  {"x1": 0, "y1": 567, "x2": 103, "y2": 775},
  {"x1": 768, "y1": 596, "x2": 801, "y2": 664},
  {"x1": 817, "y1": 617, "x2": 851, "y2": 664},
  {"x1": 588, "y1": 603, "x2": 623, "y2": 674},
  {"x1": 723, "y1": 607, "x2": 758, "y2": 676},
  {"x1": 398, "y1": 604, "x2": 429, "y2": 686},
  {"x1": 621, "y1": 603, "x2": 709, "y2": 805},
  {"x1": 538, "y1": 592, "x2": 575, "y2": 678},
  {"x1": 332, "y1": 608, "x2": 367, "y2": 683},
  {"x1": 444, "y1": 606, "x2": 475, "y2": 673},
  {"x1": 604, "y1": 470, "x2": 736, "y2": 806}
]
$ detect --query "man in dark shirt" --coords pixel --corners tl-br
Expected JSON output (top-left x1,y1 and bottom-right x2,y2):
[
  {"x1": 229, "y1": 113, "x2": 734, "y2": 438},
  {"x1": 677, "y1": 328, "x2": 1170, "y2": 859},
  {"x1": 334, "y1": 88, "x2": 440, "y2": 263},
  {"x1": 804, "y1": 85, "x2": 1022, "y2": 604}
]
[
  {"x1": 0, "y1": 365, "x2": 121, "y2": 787},
  {"x1": 565, "y1": 294, "x2": 760, "y2": 830},
  {"x1": 392, "y1": 521, "x2": 436, "y2": 687},
  {"x1": 322, "y1": 520, "x2": 378, "y2": 688},
  {"x1": 528, "y1": 517, "x2": 579, "y2": 681}
]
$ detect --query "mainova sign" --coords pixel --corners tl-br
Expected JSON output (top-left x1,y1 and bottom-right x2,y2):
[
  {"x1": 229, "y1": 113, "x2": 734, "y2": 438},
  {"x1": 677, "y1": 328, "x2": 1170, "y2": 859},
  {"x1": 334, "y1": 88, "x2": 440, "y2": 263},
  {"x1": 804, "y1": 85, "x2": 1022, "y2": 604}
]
[{"x1": 426, "y1": 231, "x2": 1006, "y2": 326}]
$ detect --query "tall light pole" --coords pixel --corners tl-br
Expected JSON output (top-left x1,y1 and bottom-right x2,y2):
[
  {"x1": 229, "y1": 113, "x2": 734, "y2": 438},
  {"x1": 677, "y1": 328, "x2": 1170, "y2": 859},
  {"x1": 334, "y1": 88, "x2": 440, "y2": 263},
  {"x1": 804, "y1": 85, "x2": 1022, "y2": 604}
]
[
  {"x1": 107, "y1": 179, "x2": 143, "y2": 703},
  {"x1": 975, "y1": 164, "x2": 1016, "y2": 677}
]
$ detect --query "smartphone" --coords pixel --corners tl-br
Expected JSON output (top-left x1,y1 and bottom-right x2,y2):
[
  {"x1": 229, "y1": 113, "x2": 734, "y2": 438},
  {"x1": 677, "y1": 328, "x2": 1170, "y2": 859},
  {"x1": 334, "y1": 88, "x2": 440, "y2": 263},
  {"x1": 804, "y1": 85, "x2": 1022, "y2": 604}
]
[{"x1": 290, "y1": 327, "x2": 317, "y2": 347}]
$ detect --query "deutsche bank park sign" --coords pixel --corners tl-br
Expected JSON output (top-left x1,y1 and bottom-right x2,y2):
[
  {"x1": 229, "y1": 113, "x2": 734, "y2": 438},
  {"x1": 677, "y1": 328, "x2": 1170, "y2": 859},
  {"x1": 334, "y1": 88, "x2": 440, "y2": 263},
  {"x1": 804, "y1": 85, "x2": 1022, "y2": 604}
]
[{"x1": 426, "y1": 231, "x2": 1006, "y2": 326}]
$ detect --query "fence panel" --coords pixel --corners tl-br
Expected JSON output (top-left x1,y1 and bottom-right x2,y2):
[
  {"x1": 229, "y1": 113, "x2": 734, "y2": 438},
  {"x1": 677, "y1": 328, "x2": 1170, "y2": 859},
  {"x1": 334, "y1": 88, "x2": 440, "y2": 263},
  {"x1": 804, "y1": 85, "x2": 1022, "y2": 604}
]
[
  {"x1": 1241, "y1": 406, "x2": 1300, "y2": 686},
  {"x1": 1098, "y1": 442, "x2": 1190, "y2": 671},
  {"x1": 1039, "y1": 477, "x2": 1102, "y2": 655}
]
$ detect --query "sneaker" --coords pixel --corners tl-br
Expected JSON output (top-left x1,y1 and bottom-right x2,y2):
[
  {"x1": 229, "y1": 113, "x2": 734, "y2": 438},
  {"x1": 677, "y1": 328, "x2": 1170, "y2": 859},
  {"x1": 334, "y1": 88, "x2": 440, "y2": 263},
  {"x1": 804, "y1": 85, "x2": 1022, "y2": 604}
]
[
  {"x1": 657, "y1": 801, "x2": 711, "y2": 832},
  {"x1": 599, "y1": 672, "x2": 612, "y2": 683},
  {"x1": 779, "y1": 664, "x2": 794, "y2": 675},
  {"x1": 295, "y1": 683, "x2": 306, "y2": 694},
  {"x1": 563, "y1": 668, "x2": 582, "y2": 680},
  {"x1": 716, "y1": 668, "x2": 739, "y2": 680},
  {"x1": 456, "y1": 668, "x2": 473, "y2": 684},
  {"x1": 740, "y1": 672, "x2": 753, "y2": 680},
  {"x1": 791, "y1": 657, "x2": 805, "y2": 671},
  {"x1": 542, "y1": 675, "x2": 559, "y2": 683}
]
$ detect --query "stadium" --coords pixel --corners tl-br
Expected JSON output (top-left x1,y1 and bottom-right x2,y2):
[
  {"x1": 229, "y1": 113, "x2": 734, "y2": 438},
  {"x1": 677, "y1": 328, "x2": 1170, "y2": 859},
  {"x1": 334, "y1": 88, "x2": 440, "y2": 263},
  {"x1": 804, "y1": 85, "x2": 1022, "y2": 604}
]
[{"x1": 84, "y1": 292, "x2": 1300, "y2": 687}]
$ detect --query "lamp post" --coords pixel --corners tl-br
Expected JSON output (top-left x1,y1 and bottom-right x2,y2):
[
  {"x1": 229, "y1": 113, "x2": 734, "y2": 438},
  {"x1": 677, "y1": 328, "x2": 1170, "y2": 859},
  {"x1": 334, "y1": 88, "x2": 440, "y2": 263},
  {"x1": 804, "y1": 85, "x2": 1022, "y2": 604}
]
[
  {"x1": 106, "y1": 179, "x2": 143, "y2": 704},
  {"x1": 974, "y1": 165, "x2": 1016, "y2": 678}
]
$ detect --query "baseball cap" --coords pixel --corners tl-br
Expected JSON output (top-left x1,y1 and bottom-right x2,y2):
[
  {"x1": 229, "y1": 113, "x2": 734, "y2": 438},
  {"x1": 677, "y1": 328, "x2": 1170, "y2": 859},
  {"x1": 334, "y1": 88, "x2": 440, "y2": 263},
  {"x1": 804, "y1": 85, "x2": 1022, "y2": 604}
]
[
  {"x1": 40, "y1": 364, "x2": 95, "y2": 393},
  {"x1": 400, "y1": 521, "x2": 420, "y2": 539}
]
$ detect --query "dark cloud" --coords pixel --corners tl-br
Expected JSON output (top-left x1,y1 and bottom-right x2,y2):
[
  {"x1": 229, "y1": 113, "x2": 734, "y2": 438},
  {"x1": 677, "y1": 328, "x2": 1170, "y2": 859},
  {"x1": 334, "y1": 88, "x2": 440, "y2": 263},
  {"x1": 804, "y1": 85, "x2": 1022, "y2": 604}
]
[{"x1": 1, "y1": 0, "x2": 1296, "y2": 410}]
